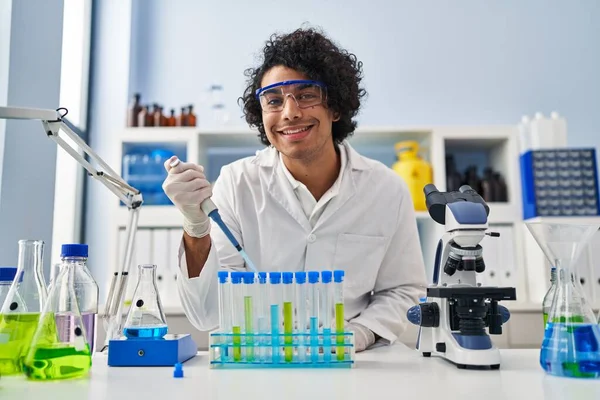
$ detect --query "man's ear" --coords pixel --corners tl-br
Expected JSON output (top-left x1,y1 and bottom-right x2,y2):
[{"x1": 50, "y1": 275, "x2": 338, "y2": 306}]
[{"x1": 332, "y1": 111, "x2": 341, "y2": 122}]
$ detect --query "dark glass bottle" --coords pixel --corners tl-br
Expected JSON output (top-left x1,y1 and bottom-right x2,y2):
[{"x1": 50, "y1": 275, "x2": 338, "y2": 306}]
[
  {"x1": 137, "y1": 106, "x2": 148, "y2": 127},
  {"x1": 187, "y1": 105, "x2": 197, "y2": 127},
  {"x1": 167, "y1": 109, "x2": 176, "y2": 127},
  {"x1": 481, "y1": 167, "x2": 495, "y2": 202},
  {"x1": 127, "y1": 93, "x2": 141, "y2": 127},
  {"x1": 178, "y1": 106, "x2": 188, "y2": 127}
]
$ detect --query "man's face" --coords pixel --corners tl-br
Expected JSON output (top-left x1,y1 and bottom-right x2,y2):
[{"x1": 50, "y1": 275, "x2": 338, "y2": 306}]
[{"x1": 260, "y1": 66, "x2": 338, "y2": 162}]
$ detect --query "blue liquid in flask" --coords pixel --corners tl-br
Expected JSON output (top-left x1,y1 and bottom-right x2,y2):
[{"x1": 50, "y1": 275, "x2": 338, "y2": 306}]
[
  {"x1": 124, "y1": 325, "x2": 168, "y2": 339},
  {"x1": 540, "y1": 322, "x2": 600, "y2": 378}
]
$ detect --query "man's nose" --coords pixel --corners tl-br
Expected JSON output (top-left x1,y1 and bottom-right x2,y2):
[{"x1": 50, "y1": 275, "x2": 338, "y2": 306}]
[{"x1": 282, "y1": 94, "x2": 302, "y2": 120}]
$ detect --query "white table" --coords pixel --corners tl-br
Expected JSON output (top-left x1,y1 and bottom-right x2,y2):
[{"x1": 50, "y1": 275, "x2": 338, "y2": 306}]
[{"x1": 2, "y1": 344, "x2": 600, "y2": 400}]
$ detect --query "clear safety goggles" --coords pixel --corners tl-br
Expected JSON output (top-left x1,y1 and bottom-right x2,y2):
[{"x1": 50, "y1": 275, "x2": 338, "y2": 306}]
[{"x1": 255, "y1": 80, "x2": 327, "y2": 113}]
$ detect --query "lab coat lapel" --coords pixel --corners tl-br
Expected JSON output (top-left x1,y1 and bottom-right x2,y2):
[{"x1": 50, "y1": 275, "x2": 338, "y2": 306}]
[{"x1": 264, "y1": 156, "x2": 313, "y2": 232}]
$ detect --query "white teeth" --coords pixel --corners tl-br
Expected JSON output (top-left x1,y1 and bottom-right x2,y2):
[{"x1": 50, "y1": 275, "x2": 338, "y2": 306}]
[{"x1": 282, "y1": 126, "x2": 310, "y2": 135}]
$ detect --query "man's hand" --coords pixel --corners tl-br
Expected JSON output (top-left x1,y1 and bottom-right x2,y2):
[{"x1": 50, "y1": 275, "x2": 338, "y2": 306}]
[
  {"x1": 347, "y1": 321, "x2": 376, "y2": 352},
  {"x1": 162, "y1": 156, "x2": 212, "y2": 238}
]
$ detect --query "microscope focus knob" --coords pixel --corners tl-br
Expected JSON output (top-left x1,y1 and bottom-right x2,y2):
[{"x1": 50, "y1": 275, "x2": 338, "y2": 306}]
[{"x1": 407, "y1": 302, "x2": 440, "y2": 328}]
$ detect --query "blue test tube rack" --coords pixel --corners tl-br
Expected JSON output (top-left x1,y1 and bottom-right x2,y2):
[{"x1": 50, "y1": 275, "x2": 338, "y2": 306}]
[{"x1": 209, "y1": 270, "x2": 355, "y2": 369}]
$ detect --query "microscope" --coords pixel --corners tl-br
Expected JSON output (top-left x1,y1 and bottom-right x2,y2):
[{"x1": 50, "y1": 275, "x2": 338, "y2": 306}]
[{"x1": 407, "y1": 184, "x2": 516, "y2": 369}]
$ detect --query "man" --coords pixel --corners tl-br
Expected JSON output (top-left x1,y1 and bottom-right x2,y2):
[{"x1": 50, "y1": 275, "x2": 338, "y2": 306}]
[{"x1": 162, "y1": 27, "x2": 427, "y2": 352}]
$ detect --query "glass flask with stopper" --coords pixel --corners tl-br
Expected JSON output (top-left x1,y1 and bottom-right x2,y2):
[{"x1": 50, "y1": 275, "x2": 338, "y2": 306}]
[
  {"x1": 526, "y1": 221, "x2": 600, "y2": 378},
  {"x1": 122, "y1": 264, "x2": 168, "y2": 339},
  {"x1": 22, "y1": 258, "x2": 92, "y2": 380},
  {"x1": 0, "y1": 240, "x2": 48, "y2": 375}
]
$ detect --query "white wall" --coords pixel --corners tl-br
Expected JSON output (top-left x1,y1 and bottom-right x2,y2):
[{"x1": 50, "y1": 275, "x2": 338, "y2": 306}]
[{"x1": 128, "y1": 0, "x2": 600, "y2": 150}]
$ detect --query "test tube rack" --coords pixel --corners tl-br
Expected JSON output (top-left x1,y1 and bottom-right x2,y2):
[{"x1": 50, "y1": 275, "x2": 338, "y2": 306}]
[{"x1": 208, "y1": 270, "x2": 355, "y2": 369}]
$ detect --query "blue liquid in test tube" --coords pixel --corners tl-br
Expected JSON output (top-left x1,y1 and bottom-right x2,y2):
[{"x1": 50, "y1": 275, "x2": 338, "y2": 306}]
[
  {"x1": 269, "y1": 272, "x2": 282, "y2": 363},
  {"x1": 321, "y1": 271, "x2": 333, "y2": 362},
  {"x1": 308, "y1": 271, "x2": 320, "y2": 363}
]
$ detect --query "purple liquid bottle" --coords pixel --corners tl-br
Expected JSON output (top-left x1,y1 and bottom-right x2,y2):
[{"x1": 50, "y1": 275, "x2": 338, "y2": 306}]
[{"x1": 58, "y1": 244, "x2": 99, "y2": 353}]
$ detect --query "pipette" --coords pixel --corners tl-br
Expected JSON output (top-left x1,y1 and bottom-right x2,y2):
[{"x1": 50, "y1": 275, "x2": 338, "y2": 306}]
[{"x1": 169, "y1": 158, "x2": 258, "y2": 272}]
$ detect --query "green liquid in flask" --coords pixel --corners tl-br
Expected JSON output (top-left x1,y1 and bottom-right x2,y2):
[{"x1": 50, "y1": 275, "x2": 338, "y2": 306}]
[
  {"x1": 0, "y1": 313, "x2": 41, "y2": 375},
  {"x1": 283, "y1": 301, "x2": 293, "y2": 362},
  {"x1": 24, "y1": 344, "x2": 91, "y2": 380}
]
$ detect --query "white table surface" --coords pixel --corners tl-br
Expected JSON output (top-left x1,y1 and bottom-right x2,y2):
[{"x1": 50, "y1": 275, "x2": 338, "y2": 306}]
[{"x1": 2, "y1": 343, "x2": 600, "y2": 400}]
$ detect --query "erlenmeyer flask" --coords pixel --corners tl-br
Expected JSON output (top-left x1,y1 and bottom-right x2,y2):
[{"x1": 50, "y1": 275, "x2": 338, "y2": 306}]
[
  {"x1": 0, "y1": 267, "x2": 28, "y2": 375},
  {"x1": 122, "y1": 264, "x2": 168, "y2": 339},
  {"x1": 526, "y1": 221, "x2": 600, "y2": 378},
  {"x1": 22, "y1": 260, "x2": 91, "y2": 380},
  {"x1": 0, "y1": 240, "x2": 48, "y2": 375}
]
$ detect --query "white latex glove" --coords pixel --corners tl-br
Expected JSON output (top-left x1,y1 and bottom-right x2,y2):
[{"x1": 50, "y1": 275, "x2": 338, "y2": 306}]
[
  {"x1": 347, "y1": 321, "x2": 375, "y2": 352},
  {"x1": 162, "y1": 156, "x2": 212, "y2": 238}
]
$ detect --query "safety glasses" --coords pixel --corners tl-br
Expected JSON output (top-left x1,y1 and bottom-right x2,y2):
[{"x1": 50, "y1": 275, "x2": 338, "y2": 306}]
[{"x1": 255, "y1": 80, "x2": 327, "y2": 113}]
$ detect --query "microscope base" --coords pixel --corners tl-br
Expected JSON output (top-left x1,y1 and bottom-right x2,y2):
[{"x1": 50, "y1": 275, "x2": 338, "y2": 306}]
[{"x1": 417, "y1": 326, "x2": 502, "y2": 369}]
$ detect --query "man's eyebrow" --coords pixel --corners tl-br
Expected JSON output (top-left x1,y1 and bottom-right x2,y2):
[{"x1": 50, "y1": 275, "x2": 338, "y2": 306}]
[{"x1": 262, "y1": 88, "x2": 281, "y2": 96}]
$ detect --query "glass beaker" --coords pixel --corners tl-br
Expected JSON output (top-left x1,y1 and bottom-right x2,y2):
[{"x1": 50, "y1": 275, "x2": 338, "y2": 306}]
[
  {"x1": 22, "y1": 261, "x2": 92, "y2": 380},
  {"x1": 0, "y1": 240, "x2": 49, "y2": 375},
  {"x1": 526, "y1": 221, "x2": 600, "y2": 378},
  {"x1": 122, "y1": 264, "x2": 168, "y2": 339}
]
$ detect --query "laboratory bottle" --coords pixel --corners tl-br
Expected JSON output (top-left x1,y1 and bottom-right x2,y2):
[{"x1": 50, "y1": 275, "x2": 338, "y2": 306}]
[
  {"x1": 0, "y1": 239, "x2": 49, "y2": 374},
  {"x1": 445, "y1": 155, "x2": 463, "y2": 192},
  {"x1": 178, "y1": 106, "x2": 188, "y2": 126},
  {"x1": 58, "y1": 244, "x2": 99, "y2": 354},
  {"x1": 527, "y1": 221, "x2": 600, "y2": 378},
  {"x1": 0, "y1": 267, "x2": 28, "y2": 375},
  {"x1": 481, "y1": 167, "x2": 495, "y2": 202},
  {"x1": 137, "y1": 106, "x2": 148, "y2": 127},
  {"x1": 123, "y1": 264, "x2": 168, "y2": 339},
  {"x1": 127, "y1": 93, "x2": 141, "y2": 127},
  {"x1": 187, "y1": 105, "x2": 197, "y2": 127},
  {"x1": 391, "y1": 140, "x2": 432, "y2": 211},
  {"x1": 23, "y1": 261, "x2": 92, "y2": 380},
  {"x1": 542, "y1": 268, "x2": 557, "y2": 327},
  {"x1": 167, "y1": 108, "x2": 176, "y2": 127}
]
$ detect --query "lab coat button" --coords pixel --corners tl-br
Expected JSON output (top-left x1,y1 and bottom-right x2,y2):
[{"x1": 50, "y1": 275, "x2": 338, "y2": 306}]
[{"x1": 308, "y1": 234, "x2": 316, "y2": 243}]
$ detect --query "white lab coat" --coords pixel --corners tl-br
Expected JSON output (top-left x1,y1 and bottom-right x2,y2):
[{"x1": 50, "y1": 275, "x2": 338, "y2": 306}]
[{"x1": 175, "y1": 140, "x2": 427, "y2": 344}]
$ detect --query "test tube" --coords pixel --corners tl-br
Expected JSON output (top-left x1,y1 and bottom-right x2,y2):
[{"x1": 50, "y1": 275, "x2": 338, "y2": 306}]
[
  {"x1": 282, "y1": 272, "x2": 294, "y2": 362},
  {"x1": 217, "y1": 271, "x2": 231, "y2": 360},
  {"x1": 257, "y1": 272, "x2": 269, "y2": 362},
  {"x1": 321, "y1": 271, "x2": 333, "y2": 362},
  {"x1": 308, "y1": 271, "x2": 320, "y2": 363},
  {"x1": 231, "y1": 271, "x2": 244, "y2": 362},
  {"x1": 295, "y1": 271, "x2": 307, "y2": 362},
  {"x1": 242, "y1": 272, "x2": 255, "y2": 362},
  {"x1": 333, "y1": 270, "x2": 345, "y2": 361},
  {"x1": 269, "y1": 272, "x2": 282, "y2": 363}
]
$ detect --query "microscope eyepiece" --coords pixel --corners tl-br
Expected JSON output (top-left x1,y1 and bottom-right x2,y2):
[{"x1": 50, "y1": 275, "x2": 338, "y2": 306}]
[
  {"x1": 423, "y1": 184, "x2": 439, "y2": 196},
  {"x1": 459, "y1": 185, "x2": 475, "y2": 193}
]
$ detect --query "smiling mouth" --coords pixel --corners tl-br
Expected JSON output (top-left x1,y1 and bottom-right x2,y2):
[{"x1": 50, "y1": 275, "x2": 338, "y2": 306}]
[{"x1": 278, "y1": 125, "x2": 313, "y2": 135}]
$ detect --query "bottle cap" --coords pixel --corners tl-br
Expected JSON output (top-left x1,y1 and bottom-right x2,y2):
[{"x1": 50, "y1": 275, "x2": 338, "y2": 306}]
[
  {"x1": 242, "y1": 272, "x2": 255, "y2": 284},
  {"x1": 333, "y1": 270, "x2": 344, "y2": 283},
  {"x1": 321, "y1": 270, "x2": 332, "y2": 283},
  {"x1": 61, "y1": 244, "x2": 88, "y2": 258},
  {"x1": 173, "y1": 363, "x2": 183, "y2": 378},
  {"x1": 269, "y1": 272, "x2": 282, "y2": 284},
  {"x1": 308, "y1": 271, "x2": 320, "y2": 284},
  {"x1": 231, "y1": 271, "x2": 244, "y2": 284},
  {"x1": 295, "y1": 271, "x2": 306, "y2": 284},
  {"x1": 258, "y1": 272, "x2": 267, "y2": 284},
  {"x1": 0, "y1": 267, "x2": 20, "y2": 283},
  {"x1": 282, "y1": 272, "x2": 294, "y2": 284},
  {"x1": 217, "y1": 271, "x2": 229, "y2": 284}
]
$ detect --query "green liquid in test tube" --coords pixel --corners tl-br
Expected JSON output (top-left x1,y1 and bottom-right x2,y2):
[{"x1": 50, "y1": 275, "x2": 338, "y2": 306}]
[
  {"x1": 242, "y1": 272, "x2": 255, "y2": 362},
  {"x1": 282, "y1": 272, "x2": 294, "y2": 362},
  {"x1": 230, "y1": 272, "x2": 244, "y2": 362},
  {"x1": 333, "y1": 270, "x2": 345, "y2": 361},
  {"x1": 256, "y1": 272, "x2": 269, "y2": 362}
]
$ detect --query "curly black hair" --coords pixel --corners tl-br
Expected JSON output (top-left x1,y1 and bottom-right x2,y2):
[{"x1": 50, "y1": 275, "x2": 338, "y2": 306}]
[{"x1": 239, "y1": 27, "x2": 367, "y2": 146}]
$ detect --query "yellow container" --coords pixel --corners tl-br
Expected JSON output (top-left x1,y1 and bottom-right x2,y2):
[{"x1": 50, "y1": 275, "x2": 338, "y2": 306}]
[{"x1": 391, "y1": 141, "x2": 433, "y2": 211}]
